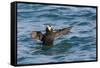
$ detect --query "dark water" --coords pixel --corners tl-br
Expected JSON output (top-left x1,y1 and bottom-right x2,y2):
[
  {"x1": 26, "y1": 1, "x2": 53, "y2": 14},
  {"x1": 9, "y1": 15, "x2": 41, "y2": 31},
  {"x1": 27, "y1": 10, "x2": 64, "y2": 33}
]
[{"x1": 17, "y1": 3, "x2": 97, "y2": 64}]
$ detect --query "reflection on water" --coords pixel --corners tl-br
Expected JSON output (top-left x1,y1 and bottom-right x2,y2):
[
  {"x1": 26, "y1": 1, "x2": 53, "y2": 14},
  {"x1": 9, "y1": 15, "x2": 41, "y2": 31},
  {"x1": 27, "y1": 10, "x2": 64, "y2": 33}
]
[{"x1": 17, "y1": 3, "x2": 97, "y2": 64}]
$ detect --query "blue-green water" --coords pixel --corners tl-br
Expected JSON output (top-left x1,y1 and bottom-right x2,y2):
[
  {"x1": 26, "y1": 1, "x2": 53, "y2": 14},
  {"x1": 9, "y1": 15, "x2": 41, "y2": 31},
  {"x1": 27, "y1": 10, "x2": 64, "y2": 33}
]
[{"x1": 17, "y1": 3, "x2": 97, "y2": 64}]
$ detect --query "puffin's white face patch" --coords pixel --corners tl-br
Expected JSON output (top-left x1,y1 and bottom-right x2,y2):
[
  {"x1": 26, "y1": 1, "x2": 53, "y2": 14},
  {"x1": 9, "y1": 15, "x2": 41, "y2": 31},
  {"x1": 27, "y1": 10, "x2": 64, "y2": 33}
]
[{"x1": 47, "y1": 25, "x2": 52, "y2": 31}]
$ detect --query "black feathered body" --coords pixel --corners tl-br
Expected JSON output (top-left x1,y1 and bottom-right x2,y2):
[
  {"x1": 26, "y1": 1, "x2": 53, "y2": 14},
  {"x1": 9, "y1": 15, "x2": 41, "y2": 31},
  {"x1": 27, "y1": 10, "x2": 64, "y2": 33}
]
[
  {"x1": 32, "y1": 26, "x2": 72, "y2": 45},
  {"x1": 42, "y1": 31, "x2": 55, "y2": 45}
]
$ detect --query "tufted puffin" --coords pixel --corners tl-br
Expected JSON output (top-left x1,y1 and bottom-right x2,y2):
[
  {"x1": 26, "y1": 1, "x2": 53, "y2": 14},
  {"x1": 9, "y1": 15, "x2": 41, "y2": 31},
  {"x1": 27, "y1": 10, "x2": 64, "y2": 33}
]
[{"x1": 32, "y1": 25, "x2": 72, "y2": 45}]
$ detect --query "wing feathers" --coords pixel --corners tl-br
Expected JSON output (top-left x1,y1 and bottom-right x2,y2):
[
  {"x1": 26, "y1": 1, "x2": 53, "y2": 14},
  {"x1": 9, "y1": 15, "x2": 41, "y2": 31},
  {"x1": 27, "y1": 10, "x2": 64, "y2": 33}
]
[
  {"x1": 32, "y1": 31, "x2": 43, "y2": 41},
  {"x1": 55, "y1": 27, "x2": 72, "y2": 37}
]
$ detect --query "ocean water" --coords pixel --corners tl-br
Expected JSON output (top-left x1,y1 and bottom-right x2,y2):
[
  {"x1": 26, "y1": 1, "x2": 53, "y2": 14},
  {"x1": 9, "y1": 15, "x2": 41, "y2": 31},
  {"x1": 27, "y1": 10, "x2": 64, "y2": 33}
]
[{"x1": 17, "y1": 3, "x2": 97, "y2": 64}]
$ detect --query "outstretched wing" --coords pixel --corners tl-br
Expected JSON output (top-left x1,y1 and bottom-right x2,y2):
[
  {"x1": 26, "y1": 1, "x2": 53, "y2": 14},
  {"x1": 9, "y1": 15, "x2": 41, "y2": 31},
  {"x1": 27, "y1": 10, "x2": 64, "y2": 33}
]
[
  {"x1": 31, "y1": 31, "x2": 43, "y2": 41},
  {"x1": 54, "y1": 27, "x2": 72, "y2": 38}
]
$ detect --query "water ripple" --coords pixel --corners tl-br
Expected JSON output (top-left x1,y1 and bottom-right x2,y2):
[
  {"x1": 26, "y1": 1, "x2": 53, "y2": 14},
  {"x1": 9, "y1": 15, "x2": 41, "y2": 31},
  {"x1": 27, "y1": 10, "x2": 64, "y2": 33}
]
[{"x1": 17, "y1": 3, "x2": 97, "y2": 64}]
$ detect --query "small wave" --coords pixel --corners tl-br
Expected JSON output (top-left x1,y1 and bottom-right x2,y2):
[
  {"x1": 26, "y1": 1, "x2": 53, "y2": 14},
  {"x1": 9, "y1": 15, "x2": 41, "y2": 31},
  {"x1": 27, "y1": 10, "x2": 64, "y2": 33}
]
[
  {"x1": 17, "y1": 3, "x2": 96, "y2": 64},
  {"x1": 77, "y1": 22, "x2": 90, "y2": 26}
]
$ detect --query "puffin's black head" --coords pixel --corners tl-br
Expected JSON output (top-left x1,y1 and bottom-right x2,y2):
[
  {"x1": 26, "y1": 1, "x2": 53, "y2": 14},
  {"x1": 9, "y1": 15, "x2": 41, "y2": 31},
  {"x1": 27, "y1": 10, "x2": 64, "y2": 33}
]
[{"x1": 46, "y1": 25, "x2": 53, "y2": 33}]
